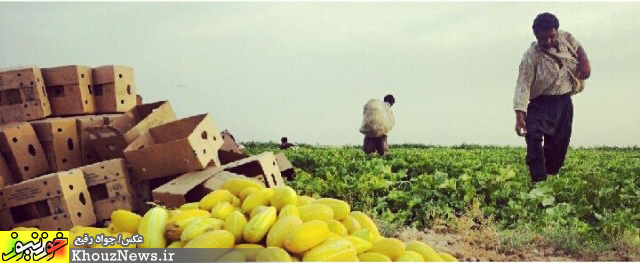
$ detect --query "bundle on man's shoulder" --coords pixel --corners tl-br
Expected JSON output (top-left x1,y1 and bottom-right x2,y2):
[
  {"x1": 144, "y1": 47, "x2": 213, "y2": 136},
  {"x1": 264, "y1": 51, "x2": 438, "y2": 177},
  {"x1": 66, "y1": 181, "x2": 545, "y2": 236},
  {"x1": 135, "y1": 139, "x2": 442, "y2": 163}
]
[{"x1": 359, "y1": 99, "x2": 394, "y2": 137}]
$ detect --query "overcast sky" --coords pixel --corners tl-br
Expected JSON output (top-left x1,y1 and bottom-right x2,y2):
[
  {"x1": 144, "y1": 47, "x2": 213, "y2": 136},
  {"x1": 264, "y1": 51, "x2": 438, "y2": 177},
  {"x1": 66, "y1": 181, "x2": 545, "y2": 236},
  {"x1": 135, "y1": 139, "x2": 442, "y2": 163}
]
[{"x1": 1, "y1": 2, "x2": 638, "y2": 147}]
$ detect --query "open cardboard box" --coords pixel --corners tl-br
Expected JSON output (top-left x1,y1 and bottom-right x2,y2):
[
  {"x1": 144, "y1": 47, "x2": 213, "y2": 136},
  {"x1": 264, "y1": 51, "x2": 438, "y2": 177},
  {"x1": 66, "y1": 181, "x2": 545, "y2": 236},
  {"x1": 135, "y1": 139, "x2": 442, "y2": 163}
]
[
  {"x1": 0, "y1": 169, "x2": 96, "y2": 231},
  {"x1": 41, "y1": 65, "x2": 96, "y2": 116},
  {"x1": 152, "y1": 166, "x2": 265, "y2": 209},
  {"x1": 0, "y1": 122, "x2": 50, "y2": 182},
  {"x1": 71, "y1": 114, "x2": 122, "y2": 165},
  {"x1": 0, "y1": 67, "x2": 52, "y2": 124},
  {"x1": 30, "y1": 118, "x2": 83, "y2": 172},
  {"x1": 151, "y1": 166, "x2": 224, "y2": 209},
  {"x1": 213, "y1": 152, "x2": 285, "y2": 188},
  {"x1": 130, "y1": 175, "x2": 180, "y2": 214},
  {"x1": 86, "y1": 101, "x2": 176, "y2": 161},
  {"x1": 123, "y1": 114, "x2": 223, "y2": 180},
  {"x1": 92, "y1": 65, "x2": 137, "y2": 114},
  {"x1": 79, "y1": 158, "x2": 134, "y2": 221}
]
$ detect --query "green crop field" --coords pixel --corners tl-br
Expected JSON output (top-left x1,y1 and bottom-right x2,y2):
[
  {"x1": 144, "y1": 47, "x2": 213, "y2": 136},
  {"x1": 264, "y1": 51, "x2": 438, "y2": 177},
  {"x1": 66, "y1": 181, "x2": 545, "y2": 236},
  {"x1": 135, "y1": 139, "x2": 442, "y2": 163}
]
[{"x1": 245, "y1": 143, "x2": 640, "y2": 259}]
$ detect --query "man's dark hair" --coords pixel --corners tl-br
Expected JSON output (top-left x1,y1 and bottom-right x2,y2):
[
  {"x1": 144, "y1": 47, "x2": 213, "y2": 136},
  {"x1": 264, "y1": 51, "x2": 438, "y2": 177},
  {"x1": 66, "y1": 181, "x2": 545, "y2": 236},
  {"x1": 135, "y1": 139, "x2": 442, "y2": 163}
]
[
  {"x1": 281, "y1": 137, "x2": 288, "y2": 143},
  {"x1": 383, "y1": 94, "x2": 395, "y2": 106},
  {"x1": 532, "y1": 12, "x2": 559, "y2": 34}
]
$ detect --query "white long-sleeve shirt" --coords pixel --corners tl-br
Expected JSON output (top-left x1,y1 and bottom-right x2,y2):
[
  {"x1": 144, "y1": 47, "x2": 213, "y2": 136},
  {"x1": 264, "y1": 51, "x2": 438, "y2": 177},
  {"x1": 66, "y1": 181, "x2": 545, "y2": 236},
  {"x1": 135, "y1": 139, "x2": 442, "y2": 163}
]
[{"x1": 513, "y1": 30, "x2": 585, "y2": 113}]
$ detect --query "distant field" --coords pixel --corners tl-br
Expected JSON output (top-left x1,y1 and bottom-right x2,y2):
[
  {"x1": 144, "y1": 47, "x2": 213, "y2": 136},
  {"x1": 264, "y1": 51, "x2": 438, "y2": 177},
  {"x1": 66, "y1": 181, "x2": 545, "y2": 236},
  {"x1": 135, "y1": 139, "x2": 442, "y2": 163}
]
[{"x1": 245, "y1": 142, "x2": 640, "y2": 260}]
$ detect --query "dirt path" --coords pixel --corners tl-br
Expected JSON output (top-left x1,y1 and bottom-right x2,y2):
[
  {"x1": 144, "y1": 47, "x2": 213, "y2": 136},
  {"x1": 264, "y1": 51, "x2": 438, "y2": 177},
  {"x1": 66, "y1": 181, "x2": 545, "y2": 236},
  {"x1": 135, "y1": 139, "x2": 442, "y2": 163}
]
[{"x1": 395, "y1": 227, "x2": 578, "y2": 262}]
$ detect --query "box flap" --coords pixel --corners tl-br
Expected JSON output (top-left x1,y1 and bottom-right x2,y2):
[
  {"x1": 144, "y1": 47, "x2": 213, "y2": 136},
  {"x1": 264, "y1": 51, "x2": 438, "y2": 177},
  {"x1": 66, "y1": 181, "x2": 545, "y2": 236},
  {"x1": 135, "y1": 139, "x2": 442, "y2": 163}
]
[
  {"x1": 86, "y1": 101, "x2": 176, "y2": 161},
  {"x1": 274, "y1": 153, "x2": 294, "y2": 172},
  {"x1": 219, "y1": 130, "x2": 242, "y2": 153}
]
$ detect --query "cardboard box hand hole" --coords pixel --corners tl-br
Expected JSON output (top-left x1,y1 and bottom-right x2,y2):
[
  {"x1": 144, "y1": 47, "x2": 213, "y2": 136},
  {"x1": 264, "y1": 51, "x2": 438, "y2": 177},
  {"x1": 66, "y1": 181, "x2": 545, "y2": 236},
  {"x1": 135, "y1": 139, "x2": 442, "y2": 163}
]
[
  {"x1": 0, "y1": 89, "x2": 23, "y2": 106},
  {"x1": 94, "y1": 85, "x2": 103, "y2": 96},
  {"x1": 67, "y1": 138, "x2": 74, "y2": 150},
  {"x1": 79, "y1": 192, "x2": 86, "y2": 205},
  {"x1": 48, "y1": 86, "x2": 64, "y2": 97},
  {"x1": 10, "y1": 201, "x2": 52, "y2": 224},
  {"x1": 88, "y1": 184, "x2": 109, "y2": 201}
]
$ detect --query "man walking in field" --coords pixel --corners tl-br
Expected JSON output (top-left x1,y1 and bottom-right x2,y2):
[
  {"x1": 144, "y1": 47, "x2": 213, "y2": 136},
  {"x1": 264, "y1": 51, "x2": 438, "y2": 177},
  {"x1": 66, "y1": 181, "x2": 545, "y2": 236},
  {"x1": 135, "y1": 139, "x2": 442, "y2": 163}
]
[
  {"x1": 360, "y1": 94, "x2": 395, "y2": 156},
  {"x1": 514, "y1": 13, "x2": 591, "y2": 183}
]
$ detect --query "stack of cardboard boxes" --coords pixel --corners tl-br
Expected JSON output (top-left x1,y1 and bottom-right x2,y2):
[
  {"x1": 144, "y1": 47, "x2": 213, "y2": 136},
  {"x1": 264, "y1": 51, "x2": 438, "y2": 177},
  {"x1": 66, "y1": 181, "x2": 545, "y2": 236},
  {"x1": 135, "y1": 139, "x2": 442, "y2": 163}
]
[{"x1": 0, "y1": 64, "x2": 295, "y2": 231}]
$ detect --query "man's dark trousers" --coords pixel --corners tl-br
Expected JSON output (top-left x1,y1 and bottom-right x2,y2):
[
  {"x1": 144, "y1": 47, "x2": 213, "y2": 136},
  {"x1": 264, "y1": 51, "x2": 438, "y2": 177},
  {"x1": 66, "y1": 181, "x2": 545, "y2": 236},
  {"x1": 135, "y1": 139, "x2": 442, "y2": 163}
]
[{"x1": 525, "y1": 93, "x2": 573, "y2": 182}]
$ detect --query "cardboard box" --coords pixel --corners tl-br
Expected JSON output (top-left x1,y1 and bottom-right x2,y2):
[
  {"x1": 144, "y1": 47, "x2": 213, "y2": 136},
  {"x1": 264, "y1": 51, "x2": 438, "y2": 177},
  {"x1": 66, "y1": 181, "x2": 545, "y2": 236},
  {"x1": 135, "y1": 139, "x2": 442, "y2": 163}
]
[
  {"x1": 123, "y1": 114, "x2": 224, "y2": 180},
  {"x1": 72, "y1": 114, "x2": 122, "y2": 165},
  {"x1": 0, "y1": 122, "x2": 50, "y2": 182},
  {"x1": 92, "y1": 66, "x2": 137, "y2": 113},
  {"x1": 202, "y1": 170, "x2": 264, "y2": 192},
  {"x1": 86, "y1": 101, "x2": 176, "y2": 161},
  {"x1": 130, "y1": 175, "x2": 179, "y2": 214},
  {"x1": 79, "y1": 159, "x2": 134, "y2": 221},
  {"x1": 0, "y1": 67, "x2": 52, "y2": 124},
  {"x1": 41, "y1": 65, "x2": 95, "y2": 116},
  {"x1": 274, "y1": 153, "x2": 295, "y2": 180},
  {"x1": 30, "y1": 118, "x2": 82, "y2": 172},
  {"x1": 151, "y1": 166, "x2": 224, "y2": 209},
  {"x1": 218, "y1": 130, "x2": 249, "y2": 165},
  {"x1": 219, "y1": 152, "x2": 285, "y2": 188},
  {"x1": 0, "y1": 169, "x2": 96, "y2": 231},
  {"x1": 0, "y1": 154, "x2": 15, "y2": 188}
]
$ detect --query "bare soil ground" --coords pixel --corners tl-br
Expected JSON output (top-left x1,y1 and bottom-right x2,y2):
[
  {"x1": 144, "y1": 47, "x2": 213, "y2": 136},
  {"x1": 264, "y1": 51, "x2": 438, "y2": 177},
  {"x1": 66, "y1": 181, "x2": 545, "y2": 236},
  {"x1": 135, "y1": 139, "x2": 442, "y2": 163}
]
[
  {"x1": 393, "y1": 226, "x2": 639, "y2": 262},
  {"x1": 396, "y1": 227, "x2": 578, "y2": 262},
  {"x1": 385, "y1": 205, "x2": 638, "y2": 262}
]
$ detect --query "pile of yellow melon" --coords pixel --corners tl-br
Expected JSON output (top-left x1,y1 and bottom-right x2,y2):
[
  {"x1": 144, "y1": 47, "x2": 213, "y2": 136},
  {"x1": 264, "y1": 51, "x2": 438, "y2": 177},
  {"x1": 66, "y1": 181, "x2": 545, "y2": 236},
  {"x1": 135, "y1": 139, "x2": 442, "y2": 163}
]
[{"x1": 63, "y1": 178, "x2": 457, "y2": 262}]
